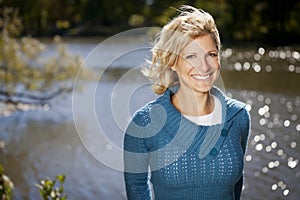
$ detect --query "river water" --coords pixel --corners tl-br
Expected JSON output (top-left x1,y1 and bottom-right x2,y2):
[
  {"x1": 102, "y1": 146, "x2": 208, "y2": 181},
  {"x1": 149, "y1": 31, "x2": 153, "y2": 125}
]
[{"x1": 0, "y1": 34, "x2": 299, "y2": 200}]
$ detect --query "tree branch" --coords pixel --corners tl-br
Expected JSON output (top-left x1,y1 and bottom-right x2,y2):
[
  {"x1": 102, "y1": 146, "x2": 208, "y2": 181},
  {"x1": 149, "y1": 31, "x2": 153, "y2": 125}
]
[{"x1": 0, "y1": 87, "x2": 72, "y2": 106}]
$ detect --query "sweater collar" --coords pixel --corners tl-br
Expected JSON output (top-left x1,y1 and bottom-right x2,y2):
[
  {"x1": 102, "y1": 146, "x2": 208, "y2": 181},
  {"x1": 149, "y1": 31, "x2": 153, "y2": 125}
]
[
  {"x1": 164, "y1": 86, "x2": 245, "y2": 124},
  {"x1": 157, "y1": 86, "x2": 246, "y2": 160}
]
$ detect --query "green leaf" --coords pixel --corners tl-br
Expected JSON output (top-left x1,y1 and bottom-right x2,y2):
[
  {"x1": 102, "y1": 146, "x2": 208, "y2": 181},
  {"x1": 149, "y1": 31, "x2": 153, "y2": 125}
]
[{"x1": 56, "y1": 174, "x2": 65, "y2": 184}]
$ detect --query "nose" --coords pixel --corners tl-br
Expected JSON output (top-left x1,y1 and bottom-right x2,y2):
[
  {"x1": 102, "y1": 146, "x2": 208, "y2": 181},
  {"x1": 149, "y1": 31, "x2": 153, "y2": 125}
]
[{"x1": 191, "y1": 55, "x2": 213, "y2": 73}]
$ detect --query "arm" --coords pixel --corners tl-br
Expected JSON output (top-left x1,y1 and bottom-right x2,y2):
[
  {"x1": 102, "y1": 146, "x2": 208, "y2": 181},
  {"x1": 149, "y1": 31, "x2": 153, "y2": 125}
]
[
  {"x1": 124, "y1": 134, "x2": 151, "y2": 200},
  {"x1": 234, "y1": 108, "x2": 251, "y2": 199},
  {"x1": 123, "y1": 112, "x2": 152, "y2": 200}
]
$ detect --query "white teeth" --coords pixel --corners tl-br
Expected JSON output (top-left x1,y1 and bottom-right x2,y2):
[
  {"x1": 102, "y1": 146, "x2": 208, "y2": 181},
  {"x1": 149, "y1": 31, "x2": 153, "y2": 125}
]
[{"x1": 192, "y1": 74, "x2": 210, "y2": 80}]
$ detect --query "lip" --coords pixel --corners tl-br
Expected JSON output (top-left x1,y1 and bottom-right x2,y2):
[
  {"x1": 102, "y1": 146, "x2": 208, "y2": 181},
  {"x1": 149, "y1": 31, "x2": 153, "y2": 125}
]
[{"x1": 191, "y1": 73, "x2": 212, "y2": 81}]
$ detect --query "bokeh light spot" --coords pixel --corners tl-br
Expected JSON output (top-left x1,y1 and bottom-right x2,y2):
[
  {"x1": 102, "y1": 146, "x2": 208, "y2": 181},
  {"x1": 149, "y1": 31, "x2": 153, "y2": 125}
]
[
  {"x1": 256, "y1": 143, "x2": 263, "y2": 151},
  {"x1": 283, "y1": 189, "x2": 289, "y2": 196},
  {"x1": 271, "y1": 184, "x2": 277, "y2": 190},
  {"x1": 283, "y1": 120, "x2": 290, "y2": 127},
  {"x1": 290, "y1": 141, "x2": 296, "y2": 148}
]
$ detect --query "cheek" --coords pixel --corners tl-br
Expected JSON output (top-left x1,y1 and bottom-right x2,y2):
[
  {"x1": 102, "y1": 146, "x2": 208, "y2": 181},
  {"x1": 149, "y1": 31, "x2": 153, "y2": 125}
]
[
  {"x1": 217, "y1": 62, "x2": 221, "y2": 70},
  {"x1": 174, "y1": 60, "x2": 194, "y2": 74},
  {"x1": 213, "y1": 59, "x2": 221, "y2": 70}
]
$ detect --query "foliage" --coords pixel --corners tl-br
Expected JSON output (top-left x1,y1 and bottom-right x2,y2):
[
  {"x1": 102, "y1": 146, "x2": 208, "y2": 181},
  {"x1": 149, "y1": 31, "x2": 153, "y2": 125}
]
[
  {"x1": 36, "y1": 174, "x2": 67, "y2": 200},
  {"x1": 0, "y1": 7, "x2": 90, "y2": 109},
  {"x1": 0, "y1": 164, "x2": 14, "y2": 200},
  {"x1": 1, "y1": 163, "x2": 68, "y2": 200},
  {"x1": 1, "y1": 0, "x2": 300, "y2": 44}
]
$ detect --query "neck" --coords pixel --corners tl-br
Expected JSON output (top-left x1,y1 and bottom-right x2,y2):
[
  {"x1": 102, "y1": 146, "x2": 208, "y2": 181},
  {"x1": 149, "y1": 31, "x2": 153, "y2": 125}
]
[{"x1": 172, "y1": 88, "x2": 214, "y2": 116}]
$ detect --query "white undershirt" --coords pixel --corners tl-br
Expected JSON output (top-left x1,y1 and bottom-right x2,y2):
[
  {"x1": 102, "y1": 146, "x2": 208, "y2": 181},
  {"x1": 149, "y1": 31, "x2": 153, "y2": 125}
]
[{"x1": 183, "y1": 95, "x2": 222, "y2": 126}]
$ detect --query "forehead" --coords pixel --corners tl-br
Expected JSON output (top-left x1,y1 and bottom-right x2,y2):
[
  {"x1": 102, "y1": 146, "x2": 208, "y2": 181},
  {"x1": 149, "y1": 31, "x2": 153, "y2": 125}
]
[{"x1": 181, "y1": 35, "x2": 217, "y2": 54}]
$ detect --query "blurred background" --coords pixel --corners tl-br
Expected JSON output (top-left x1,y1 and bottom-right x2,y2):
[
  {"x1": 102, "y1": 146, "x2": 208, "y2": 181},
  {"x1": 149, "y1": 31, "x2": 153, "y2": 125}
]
[
  {"x1": 0, "y1": 0, "x2": 299, "y2": 199},
  {"x1": 1, "y1": 0, "x2": 300, "y2": 44}
]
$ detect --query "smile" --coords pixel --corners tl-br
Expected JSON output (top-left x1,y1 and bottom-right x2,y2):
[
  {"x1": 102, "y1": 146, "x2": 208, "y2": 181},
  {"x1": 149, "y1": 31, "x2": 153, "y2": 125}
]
[{"x1": 191, "y1": 74, "x2": 211, "y2": 80}]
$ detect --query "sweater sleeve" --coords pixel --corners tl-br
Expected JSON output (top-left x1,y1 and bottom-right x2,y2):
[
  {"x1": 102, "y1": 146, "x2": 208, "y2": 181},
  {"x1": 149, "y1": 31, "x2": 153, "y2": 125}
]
[
  {"x1": 123, "y1": 110, "x2": 152, "y2": 200},
  {"x1": 234, "y1": 108, "x2": 251, "y2": 199}
]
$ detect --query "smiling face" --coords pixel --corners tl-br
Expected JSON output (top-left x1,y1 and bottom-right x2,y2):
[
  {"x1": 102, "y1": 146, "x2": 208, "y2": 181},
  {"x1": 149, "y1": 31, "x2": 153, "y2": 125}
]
[{"x1": 172, "y1": 34, "x2": 220, "y2": 94}]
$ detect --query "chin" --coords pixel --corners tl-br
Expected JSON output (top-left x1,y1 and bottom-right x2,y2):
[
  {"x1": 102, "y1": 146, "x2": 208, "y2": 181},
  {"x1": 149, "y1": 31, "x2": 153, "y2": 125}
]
[
  {"x1": 193, "y1": 86, "x2": 213, "y2": 93},
  {"x1": 186, "y1": 81, "x2": 212, "y2": 93},
  {"x1": 193, "y1": 80, "x2": 215, "y2": 93}
]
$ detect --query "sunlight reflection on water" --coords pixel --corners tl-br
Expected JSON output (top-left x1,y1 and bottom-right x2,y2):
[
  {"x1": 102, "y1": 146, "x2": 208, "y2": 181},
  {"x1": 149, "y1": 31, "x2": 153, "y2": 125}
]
[
  {"x1": 229, "y1": 88, "x2": 299, "y2": 200},
  {"x1": 222, "y1": 47, "x2": 300, "y2": 74}
]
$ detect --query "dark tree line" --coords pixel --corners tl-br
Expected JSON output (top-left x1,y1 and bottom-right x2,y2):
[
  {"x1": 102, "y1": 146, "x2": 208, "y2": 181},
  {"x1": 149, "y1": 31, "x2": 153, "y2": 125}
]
[{"x1": 1, "y1": 0, "x2": 300, "y2": 44}]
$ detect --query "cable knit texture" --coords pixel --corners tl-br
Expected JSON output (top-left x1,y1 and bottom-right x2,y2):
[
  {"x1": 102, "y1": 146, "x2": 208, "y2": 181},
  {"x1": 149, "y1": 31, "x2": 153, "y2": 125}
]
[{"x1": 124, "y1": 86, "x2": 251, "y2": 200}]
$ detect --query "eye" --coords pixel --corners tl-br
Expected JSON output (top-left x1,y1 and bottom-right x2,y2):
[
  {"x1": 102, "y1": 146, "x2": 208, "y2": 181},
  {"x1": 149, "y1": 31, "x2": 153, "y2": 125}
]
[
  {"x1": 185, "y1": 54, "x2": 196, "y2": 59},
  {"x1": 208, "y1": 52, "x2": 218, "y2": 57}
]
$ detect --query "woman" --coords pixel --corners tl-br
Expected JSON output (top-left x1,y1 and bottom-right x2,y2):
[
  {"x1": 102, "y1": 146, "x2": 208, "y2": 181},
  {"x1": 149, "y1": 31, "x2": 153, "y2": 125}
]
[{"x1": 124, "y1": 5, "x2": 250, "y2": 200}]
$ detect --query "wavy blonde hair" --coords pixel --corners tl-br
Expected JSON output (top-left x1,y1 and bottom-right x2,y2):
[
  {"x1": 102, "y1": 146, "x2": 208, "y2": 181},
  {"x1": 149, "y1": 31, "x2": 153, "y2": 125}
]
[{"x1": 142, "y1": 5, "x2": 221, "y2": 94}]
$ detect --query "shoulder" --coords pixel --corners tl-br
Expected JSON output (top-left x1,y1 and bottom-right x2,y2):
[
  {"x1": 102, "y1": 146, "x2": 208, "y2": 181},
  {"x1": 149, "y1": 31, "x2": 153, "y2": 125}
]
[
  {"x1": 225, "y1": 97, "x2": 250, "y2": 122},
  {"x1": 126, "y1": 96, "x2": 168, "y2": 139},
  {"x1": 226, "y1": 97, "x2": 246, "y2": 111},
  {"x1": 225, "y1": 98, "x2": 251, "y2": 141},
  {"x1": 130, "y1": 95, "x2": 167, "y2": 127}
]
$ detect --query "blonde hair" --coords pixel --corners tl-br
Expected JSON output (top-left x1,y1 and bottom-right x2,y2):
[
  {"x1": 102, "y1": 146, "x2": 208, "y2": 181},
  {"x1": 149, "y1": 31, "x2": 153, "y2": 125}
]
[{"x1": 142, "y1": 5, "x2": 221, "y2": 94}]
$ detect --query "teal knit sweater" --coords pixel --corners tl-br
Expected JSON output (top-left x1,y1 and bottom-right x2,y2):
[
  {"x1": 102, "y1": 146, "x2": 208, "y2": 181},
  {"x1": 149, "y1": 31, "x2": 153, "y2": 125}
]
[{"x1": 124, "y1": 87, "x2": 250, "y2": 200}]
